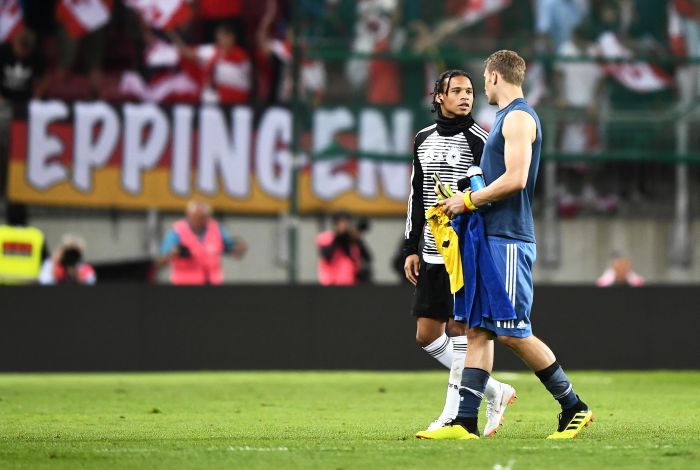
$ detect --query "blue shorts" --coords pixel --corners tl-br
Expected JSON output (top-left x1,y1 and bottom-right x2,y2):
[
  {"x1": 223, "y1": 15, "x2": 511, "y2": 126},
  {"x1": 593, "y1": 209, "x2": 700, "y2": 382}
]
[{"x1": 477, "y1": 236, "x2": 536, "y2": 338}]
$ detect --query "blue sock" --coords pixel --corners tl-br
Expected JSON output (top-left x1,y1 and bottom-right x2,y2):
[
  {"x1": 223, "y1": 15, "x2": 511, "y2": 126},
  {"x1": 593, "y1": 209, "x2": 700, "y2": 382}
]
[
  {"x1": 535, "y1": 362, "x2": 579, "y2": 410},
  {"x1": 457, "y1": 367, "x2": 489, "y2": 419}
]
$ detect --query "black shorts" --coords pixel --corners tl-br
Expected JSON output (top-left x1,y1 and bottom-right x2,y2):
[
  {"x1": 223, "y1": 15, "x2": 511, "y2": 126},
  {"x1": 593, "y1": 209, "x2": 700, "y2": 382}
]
[{"x1": 411, "y1": 261, "x2": 453, "y2": 320}]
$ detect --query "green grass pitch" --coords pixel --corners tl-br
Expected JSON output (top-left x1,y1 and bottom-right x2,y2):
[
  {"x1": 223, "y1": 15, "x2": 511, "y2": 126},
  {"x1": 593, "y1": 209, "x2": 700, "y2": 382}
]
[{"x1": 0, "y1": 371, "x2": 698, "y2": 469}]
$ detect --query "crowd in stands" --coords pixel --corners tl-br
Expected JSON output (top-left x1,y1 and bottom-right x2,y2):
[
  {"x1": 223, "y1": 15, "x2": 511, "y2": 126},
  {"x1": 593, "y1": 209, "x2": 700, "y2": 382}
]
[
  {"x1": 0, "y1": 0, "x2": 299, "y2": 105},
  {"x1": 331, "y1": 0, "x2": 698, "y2": 215},
  {"x1": 0, "y1": 1, "x2": 696, "y2": 106},
  {"x1": 0, "y1": 1, "x2": 695, "y2": 285}
]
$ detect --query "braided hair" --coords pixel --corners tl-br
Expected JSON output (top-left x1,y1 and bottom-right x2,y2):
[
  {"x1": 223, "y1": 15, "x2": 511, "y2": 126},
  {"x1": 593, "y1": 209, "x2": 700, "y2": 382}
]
[{"x1": 431, "y1": 69, "x2": 473, "y2": 114}]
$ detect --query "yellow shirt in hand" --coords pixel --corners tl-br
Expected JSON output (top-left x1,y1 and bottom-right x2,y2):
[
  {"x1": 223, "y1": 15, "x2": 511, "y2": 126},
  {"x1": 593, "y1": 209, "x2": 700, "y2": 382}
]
[{"x1": 426, "y1": 206, "x2": 463, "y2": 294}]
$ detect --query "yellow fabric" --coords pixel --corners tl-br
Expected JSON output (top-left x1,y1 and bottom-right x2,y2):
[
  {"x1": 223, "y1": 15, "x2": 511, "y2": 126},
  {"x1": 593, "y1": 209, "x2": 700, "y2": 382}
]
[
  {"x1": 426, "y1": 206, "x2": 463, "y2": 294},
  {"x1": 0, "y1": 225, "x2": 45, "y2": 284}
]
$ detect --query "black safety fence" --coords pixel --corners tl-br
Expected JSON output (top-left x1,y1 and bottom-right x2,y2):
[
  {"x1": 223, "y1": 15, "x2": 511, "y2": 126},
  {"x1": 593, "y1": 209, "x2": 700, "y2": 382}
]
[{"x1": 0, "y1": 285, "x2": 697, "y2": 372}]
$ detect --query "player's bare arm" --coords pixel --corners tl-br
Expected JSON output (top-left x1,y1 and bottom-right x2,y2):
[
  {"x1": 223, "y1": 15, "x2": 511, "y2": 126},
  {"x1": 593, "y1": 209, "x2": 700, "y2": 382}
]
[{"x1": 439, "y1": 110, "x2": 535, "y2": 217}]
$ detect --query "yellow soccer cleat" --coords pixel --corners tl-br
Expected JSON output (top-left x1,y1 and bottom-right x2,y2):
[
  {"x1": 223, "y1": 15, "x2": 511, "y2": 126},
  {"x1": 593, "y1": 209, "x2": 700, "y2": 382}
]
[
  {"x1": 546, "y1": 409, "x2": 593, "y2": 440},
  {"x1": 416, "y1": 424, "x2": 479, "y2": 440}
]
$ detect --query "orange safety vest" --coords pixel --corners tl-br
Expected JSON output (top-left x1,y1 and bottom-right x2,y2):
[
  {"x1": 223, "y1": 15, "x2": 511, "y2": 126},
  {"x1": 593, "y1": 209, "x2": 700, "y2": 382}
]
[
  {"x1": 171, "y1": 219, "x2": 224, "y2": 285},
  {"x1": 316, "y1": 231, "x2": 359, "y2": 286}
]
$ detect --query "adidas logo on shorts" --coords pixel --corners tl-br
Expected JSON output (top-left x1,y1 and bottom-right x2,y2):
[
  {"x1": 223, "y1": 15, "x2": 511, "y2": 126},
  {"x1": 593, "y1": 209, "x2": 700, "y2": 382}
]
[{"x1": 496, "y1": 320, "x2": 528, "y2": 329}]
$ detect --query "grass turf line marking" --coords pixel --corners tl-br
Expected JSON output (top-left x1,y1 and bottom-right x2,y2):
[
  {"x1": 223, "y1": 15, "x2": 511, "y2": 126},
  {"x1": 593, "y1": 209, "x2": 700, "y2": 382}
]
[
  {"x1": 227, "y1": 446, "x2": 289, "y2": 452},
  {"x1": 94, "y1": 448, "x2": 156, "y2": 454}
]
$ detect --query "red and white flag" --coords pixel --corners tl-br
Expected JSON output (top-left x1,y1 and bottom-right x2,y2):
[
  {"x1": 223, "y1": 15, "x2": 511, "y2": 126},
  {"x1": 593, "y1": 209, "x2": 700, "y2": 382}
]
[
  {"x1": 119, "y1": 70, "x2": 199, "y2": 102},
  {"x1": 0, "y1": 0, "x2": 24, "y2": 43},
  {"x1": 668, "y1": 1, "x2": 693, "y2": 57},
  {"x1": 119, "y1": 38, "x2": 200, "y2": 102},
  {"x1": 459, "y1": 0, "x2": 511, "y2": 27},
  {"x1": 56, "y1": 0, "x2": 112, "y2": 39},
  {"x1": 597, "y1": 32, "x2": 672, "y2": 93},
  {"x1": 125, "y1": 0, "x2": 192, "y2": 31},
  {"x1": 145, "y1": 39, "x2": 180, "y2": 67}
]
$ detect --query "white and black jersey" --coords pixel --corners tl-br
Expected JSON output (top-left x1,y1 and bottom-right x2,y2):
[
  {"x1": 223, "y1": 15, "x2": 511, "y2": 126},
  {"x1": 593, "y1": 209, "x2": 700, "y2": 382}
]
[{"x1": 403, "y1": 114, "x2": 488, "y2": 264}]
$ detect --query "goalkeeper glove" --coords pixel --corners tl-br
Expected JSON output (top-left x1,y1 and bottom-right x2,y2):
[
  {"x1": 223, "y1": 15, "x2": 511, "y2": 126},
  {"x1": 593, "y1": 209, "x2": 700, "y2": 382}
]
[{"x1": 432, "y1": 172, "x2": 454, "y2": 200}]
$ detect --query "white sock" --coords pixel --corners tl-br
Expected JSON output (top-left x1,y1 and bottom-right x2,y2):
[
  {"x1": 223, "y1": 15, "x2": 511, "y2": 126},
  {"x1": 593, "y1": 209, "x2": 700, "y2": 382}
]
[
  {"x1": 437, "y1": 335, "x2": 467, "y2": 421},
  {"x1": 422, "y1": 333, "x2": 452, "y2": 368},
  {"x1": 485, "y1": 376, "x2": 502, "y2": 401},
  {"x1": 448, "y1": 335, "x2": 467, "y2": 385}
]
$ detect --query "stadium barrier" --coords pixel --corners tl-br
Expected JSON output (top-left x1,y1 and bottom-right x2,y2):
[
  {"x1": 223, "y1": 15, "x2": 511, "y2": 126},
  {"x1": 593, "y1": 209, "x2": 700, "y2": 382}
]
[{"x1": 0, "y1": 285, "x2": 697, "y2": 371}]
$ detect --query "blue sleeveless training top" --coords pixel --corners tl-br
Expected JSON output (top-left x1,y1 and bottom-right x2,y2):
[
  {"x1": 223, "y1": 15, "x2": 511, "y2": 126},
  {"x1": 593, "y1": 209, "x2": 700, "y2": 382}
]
[{"x1": 480, "y1": 98, "x2": 541, "y2": 243}]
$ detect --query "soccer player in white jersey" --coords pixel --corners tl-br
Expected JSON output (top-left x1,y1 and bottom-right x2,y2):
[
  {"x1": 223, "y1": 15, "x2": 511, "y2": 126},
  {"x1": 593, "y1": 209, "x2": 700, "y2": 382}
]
[{"x1": 403, "y1": 70, "x2": 516, "y2": 436}]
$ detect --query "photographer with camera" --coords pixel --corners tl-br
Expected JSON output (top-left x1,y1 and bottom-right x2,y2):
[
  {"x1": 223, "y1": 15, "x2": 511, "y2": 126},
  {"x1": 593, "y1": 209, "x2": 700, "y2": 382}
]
[
  {"x1": 38, "y1": 234, "x2": 96, "y2": 285},
  {"x1": 316, "y1": 211, "x2": 372, "y2": 286},
  {"x1": 157, "y1": 200, "x2": 247, "y2": 285}
]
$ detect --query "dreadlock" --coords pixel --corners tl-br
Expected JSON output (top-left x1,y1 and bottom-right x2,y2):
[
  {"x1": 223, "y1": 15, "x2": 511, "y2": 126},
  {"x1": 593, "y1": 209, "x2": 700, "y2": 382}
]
[{"x1": 431, "y1": 69, "x2": 472, "y2": 114}]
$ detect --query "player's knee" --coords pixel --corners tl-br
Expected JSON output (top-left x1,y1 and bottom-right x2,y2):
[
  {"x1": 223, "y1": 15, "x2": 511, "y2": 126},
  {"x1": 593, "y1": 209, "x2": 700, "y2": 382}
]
[
  {"x1": 497, "y1": 335, "x2": 522, "y2": 350},
  {"x1": 466, "y1": 328, "x2": 490, "y2": 344},
  {"x1": 415, "y1": 331, "x2": 439, "y2": 347},
  {"x1": 446, "y1": 322, "x2": 467, "y2": 337}
]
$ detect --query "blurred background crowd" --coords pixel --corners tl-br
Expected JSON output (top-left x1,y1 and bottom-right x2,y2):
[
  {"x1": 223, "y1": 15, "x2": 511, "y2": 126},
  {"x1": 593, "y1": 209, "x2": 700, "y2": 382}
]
[{"x1": 1, "y1": 0, "x2": 699, "y2": 285}]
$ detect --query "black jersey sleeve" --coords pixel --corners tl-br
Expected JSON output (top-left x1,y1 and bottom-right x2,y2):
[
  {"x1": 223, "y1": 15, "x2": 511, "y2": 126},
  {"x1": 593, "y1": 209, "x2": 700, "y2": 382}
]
[
  {"x1": 402, "y1": 134, "x2": 426, "y2": 258},
  {"x1": 466, "y1": 122, "x2": 488, "y2": 165}
]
